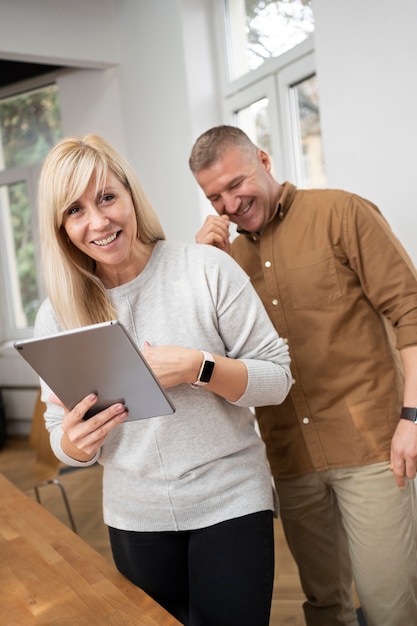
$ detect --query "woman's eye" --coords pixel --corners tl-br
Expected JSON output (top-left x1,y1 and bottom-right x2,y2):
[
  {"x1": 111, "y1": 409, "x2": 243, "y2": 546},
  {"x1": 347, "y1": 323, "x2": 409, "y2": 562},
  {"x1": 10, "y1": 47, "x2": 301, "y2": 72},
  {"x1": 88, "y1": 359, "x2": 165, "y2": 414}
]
[
  {"x1": 66, "y1": 206, "x2": 80, "y2": 216},
  {"x1": 101, "y1": 193, "x2": 115, "y2": 203}
]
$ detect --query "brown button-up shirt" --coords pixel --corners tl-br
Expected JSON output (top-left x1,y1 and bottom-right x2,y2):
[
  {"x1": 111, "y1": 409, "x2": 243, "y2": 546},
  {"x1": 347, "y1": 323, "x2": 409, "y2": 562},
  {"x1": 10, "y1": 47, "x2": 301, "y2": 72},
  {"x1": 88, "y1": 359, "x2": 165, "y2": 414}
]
[{"x1": 232, "y1": 183, "x2": 417, "y2": 478}]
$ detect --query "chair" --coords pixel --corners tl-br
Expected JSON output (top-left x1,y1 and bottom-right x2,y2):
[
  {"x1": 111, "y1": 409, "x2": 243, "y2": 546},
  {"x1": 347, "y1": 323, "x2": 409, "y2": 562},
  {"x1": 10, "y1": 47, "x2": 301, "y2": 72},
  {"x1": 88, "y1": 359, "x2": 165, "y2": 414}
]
[{"x1": 28, "y1": 389, "x2": 77, "y2": 532}]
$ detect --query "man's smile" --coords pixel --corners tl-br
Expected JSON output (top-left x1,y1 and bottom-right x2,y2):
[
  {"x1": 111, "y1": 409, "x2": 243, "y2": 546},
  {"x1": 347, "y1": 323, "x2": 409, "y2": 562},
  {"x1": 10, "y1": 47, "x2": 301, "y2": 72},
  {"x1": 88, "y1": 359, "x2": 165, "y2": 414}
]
[{"x1": 235, "y1": 200, "x2": 253, "y2": 216}]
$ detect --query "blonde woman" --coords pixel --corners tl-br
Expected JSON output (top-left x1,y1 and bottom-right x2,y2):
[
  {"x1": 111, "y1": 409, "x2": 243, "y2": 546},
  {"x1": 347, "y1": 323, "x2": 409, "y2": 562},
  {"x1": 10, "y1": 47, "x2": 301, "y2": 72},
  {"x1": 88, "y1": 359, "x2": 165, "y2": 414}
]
[{"x1": 35, "y1": 134, "x2": 292, "y2": 626}]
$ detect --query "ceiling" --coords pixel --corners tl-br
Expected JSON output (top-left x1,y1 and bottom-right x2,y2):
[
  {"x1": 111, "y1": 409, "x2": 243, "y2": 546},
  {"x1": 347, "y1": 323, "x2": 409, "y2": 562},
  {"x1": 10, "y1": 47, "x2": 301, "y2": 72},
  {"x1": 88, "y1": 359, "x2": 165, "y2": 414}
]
[{"x1": 0, "y1": 59, "x2": 65, "y2": 90}]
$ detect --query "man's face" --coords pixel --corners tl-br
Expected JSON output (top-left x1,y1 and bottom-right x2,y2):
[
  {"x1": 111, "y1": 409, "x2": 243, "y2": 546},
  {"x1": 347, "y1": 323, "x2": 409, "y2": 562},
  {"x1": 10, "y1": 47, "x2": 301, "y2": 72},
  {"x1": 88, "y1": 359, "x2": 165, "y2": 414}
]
[{"x1": 194, "y1": 146, "x2": 277, "y2": 233}]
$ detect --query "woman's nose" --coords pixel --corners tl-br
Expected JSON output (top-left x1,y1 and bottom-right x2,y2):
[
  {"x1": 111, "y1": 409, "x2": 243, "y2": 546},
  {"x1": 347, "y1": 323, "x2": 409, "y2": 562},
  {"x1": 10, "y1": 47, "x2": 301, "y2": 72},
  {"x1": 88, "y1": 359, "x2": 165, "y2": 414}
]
[{"x1": 87, "y1": 205, "x2": 110, "y2": 228}]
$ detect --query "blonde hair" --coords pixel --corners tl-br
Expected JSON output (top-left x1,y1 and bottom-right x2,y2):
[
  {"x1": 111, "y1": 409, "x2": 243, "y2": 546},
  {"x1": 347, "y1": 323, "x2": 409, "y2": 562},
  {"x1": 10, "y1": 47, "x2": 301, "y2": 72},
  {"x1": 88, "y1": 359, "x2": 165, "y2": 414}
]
[{"x1": 38, "y1": 134, "x2": 165, "y2": 329}]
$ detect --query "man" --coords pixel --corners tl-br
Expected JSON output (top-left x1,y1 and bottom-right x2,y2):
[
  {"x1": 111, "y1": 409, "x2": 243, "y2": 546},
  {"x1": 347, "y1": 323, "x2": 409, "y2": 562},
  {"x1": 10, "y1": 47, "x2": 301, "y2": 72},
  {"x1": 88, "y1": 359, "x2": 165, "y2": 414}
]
[{"x1": 189, "y1": 125, "x2": 417, "y2": 626}]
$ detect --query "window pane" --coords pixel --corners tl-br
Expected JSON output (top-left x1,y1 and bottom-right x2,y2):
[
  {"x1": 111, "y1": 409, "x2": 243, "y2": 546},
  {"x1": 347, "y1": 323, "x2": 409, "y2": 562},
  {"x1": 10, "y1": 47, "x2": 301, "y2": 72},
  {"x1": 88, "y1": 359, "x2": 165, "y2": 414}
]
[
  {"x1": 0, "y1": 84, "x2": 63, "y2": 171},
  {"x1": 236, "y1": 97, "x2": 277, "y2": 172},
  {"x1": 291, "y1": 74, "x2": 326, "y2": 187},
  {"x1": 225, "y1": 0, "x2": 314, "y2": 79},
  {"x1": 0, "y1": 83, "x2": 63, "y2": 334},
  {"x1": 235, "y1": 97, "x2": 272, "y2": 155},
  {"x1": 0, "y1": 181, "x2": 40, "y2": 328}
]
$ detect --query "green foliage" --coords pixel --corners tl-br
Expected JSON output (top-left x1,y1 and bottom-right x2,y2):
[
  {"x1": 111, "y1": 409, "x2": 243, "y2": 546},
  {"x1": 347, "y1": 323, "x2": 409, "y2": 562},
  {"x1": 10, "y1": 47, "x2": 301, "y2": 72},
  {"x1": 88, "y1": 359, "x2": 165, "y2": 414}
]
[
  {"x1": 0, "y1": 84, "x2": 63, "y2": 327},
  {"x1": 0, "y1": 85, "x2": 63, "y2": 168},
  {"x1": 8, "y1": 182, "x2": 39, "y2": 325}
]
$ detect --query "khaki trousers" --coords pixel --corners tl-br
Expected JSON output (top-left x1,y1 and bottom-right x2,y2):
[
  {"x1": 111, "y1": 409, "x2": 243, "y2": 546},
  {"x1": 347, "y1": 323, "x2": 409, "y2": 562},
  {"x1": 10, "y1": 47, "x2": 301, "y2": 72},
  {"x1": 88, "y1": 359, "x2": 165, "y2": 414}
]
[{"x1": 275, "y1": 462, "x2": 417, "y2": 626}]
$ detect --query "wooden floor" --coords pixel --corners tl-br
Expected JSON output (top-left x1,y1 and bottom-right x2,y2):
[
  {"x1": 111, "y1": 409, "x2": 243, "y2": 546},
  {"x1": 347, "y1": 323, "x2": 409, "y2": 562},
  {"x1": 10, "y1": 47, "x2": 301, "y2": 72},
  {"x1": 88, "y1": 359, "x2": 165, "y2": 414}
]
[{"x1": 0, "y1": 437, "x2": 306, "y2": 626}]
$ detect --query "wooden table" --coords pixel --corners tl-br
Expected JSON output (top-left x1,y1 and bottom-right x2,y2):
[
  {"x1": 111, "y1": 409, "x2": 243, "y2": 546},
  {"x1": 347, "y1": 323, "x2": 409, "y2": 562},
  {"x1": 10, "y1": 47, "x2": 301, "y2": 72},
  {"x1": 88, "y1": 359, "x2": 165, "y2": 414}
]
[{"x1": 0, "y1": 472, "x2": 181, "y2": 625}]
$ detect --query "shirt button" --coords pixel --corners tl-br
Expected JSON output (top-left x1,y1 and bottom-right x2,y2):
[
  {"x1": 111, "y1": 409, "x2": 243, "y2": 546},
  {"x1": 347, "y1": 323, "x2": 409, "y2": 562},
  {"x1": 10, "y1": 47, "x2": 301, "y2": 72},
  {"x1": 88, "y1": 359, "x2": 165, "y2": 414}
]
[
  {"x1": 283, "y1": 337, "x2": 288, "y2": 344},
  {"x1": 272, "y1": 299, "x2": 278, "y2": 306},
  {"x1": 292, "y1": 378, "x2": 296, "y2": 385},
  {"x1": 302, "y1": 417, "x2": 309, "y2": 424},
  {"x1": 265, "y1": 261, "x2": 271, "y2": 268}
]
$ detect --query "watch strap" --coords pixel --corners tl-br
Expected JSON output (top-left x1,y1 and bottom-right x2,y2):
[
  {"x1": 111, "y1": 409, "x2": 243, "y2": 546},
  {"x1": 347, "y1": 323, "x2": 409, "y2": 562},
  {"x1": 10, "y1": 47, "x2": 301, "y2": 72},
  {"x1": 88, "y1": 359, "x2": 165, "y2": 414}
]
[
  {"x1": 191, "y1": 351, "x2": 215, "y2": 388},
  {"x1": 400, "y1": 407, "x2": 417, "y2": 424}
]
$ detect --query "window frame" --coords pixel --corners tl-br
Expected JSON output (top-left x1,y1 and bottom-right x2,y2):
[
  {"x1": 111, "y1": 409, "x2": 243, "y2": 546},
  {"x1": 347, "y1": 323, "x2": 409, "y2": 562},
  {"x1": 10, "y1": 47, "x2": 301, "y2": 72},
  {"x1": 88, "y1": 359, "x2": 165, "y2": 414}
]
[
  {"x1": 222, "y1": 44, "x2": 318, "y2": 183},
  {"x1": 222, "y1": 74, "x2": 285, "y2": 178},
  {"x1": 214, "y1": 1, "x2": 322, "y2": 186},
  {"x1": 0, "y1": 163, "x2": 44, "y2": 342},
  {"x1": 275, "y1": 50, "x2": 318, "y2": 183},
  {"x1": 0, "y1": 73, "x2": 62, "y2": 344}
]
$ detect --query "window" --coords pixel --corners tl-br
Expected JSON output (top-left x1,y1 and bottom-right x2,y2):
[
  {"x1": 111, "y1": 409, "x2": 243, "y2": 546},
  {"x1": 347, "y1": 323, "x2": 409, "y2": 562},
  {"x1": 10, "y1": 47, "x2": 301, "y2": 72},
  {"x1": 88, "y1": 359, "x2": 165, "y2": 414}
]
[
  {"x1": 225, "y1": 0, "x2": 314, "y2": 79},
  {"x1": 217, "y1": 0, "x2": 325, "y2": 188},
  {"x1": 224, "y1": 76, "x2": 282, "y2": 176},
  {"x1": 0, "y1": 84, "x2": 63, "y2": 340},
  {"x1": 235, "y1": 98, "x2": 272, "y2": 154},
  {"x1": 288, "y1": 74, "x2": 326, "y2": 188}
]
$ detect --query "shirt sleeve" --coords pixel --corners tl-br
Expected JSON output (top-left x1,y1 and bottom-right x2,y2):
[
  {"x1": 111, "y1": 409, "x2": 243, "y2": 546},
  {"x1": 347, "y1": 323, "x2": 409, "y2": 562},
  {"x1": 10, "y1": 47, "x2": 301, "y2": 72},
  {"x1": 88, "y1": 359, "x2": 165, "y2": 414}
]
[{"x1": 343, "y1": 193, "x2": 417, "y2": 349}]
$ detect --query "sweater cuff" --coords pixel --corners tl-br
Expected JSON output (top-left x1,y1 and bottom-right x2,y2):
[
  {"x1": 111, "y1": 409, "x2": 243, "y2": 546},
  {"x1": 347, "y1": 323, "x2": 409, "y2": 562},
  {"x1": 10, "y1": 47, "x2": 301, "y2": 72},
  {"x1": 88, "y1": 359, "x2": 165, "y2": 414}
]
[
  {"x1": 51, "y1": 426, "x2": 100, "y2": 467},
  {"x1": 230, "y1": 359, "x2": 291, "y2": 408}
]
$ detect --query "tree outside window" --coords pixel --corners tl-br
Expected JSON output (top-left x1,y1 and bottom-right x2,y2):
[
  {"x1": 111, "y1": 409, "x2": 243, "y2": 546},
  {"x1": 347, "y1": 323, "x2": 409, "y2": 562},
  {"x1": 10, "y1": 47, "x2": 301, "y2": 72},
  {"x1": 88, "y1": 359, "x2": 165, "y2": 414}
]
[
  {"x1": 226, "y1": 0, "x2": 314, "y2": 78},
  {"x1": 0, "y1": 84, "x2": 63, "y2": 332}
]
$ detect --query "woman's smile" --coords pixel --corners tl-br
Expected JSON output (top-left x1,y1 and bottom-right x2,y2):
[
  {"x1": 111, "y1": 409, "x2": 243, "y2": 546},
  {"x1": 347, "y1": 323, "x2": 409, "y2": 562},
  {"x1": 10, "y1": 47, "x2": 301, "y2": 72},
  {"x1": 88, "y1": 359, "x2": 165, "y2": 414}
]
[{"x1": 92, "y1": 231, "x2": 121, "y2": 246}]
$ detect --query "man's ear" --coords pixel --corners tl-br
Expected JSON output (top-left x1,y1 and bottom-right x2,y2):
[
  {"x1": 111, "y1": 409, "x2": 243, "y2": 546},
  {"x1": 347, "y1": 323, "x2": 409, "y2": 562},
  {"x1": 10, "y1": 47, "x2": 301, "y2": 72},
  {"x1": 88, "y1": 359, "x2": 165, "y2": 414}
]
[{"x1": 258, "y1": 149, "x2": 271, "y2": 172}]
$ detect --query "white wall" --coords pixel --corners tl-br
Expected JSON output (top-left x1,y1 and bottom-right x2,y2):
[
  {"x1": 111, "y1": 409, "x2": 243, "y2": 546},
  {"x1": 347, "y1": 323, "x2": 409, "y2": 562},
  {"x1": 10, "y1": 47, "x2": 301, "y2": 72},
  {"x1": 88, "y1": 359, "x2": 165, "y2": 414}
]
[
  {"x1": 0, "y1": 0, "x2": 220, "y2": 244},
  {"x1": 0, "y1": 0, "x2": 220, "y2": 434},
  {"x1": 1, "y1": 0, "x2": 417, "y2": 433},
  {"x1": 313, "y1": 0, "x2": 417, "y2": 264},
  {"x1": 113, "y1": 0, "x2": 220, "y2": 241},
  {"x1": 0, "y1": 0, "x2": 119, "y2": 68},
  {"x1": 57, "y1": 68, "x2": 127, "y2": 152}
]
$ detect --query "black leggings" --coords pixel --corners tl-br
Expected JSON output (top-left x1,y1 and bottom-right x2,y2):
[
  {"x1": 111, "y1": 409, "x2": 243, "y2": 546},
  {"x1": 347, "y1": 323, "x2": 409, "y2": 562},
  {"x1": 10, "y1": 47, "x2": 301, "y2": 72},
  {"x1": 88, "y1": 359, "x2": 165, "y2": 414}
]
[{"x1": 108, "y1": 510, "x2": 274, "y2": 626}]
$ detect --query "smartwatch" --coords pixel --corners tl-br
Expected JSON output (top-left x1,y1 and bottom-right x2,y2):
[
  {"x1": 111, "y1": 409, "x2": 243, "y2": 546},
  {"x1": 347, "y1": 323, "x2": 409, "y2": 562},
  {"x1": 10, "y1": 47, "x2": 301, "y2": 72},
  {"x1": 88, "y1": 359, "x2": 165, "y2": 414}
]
[
  {"x1": 191, "y1": 351, "x2": 215, "y2": 388},
  {"x1": 400, "y1": 407, "x2": 417, "y2": 424}
]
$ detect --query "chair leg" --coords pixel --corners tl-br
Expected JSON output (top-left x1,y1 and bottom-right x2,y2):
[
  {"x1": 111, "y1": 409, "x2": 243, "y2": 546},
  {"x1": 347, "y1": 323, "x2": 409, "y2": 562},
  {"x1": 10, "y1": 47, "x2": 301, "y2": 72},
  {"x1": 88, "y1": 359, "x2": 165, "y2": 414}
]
[{"x1": 33, "y1": 479, "x2": 77, "y2": 533}]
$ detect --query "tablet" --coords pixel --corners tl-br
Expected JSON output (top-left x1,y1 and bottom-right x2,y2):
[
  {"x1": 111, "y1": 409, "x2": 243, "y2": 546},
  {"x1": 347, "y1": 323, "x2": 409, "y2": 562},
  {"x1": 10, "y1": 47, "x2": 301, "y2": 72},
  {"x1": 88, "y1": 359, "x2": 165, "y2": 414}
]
[{"x1": 14, "y1": 320, "x2": 176, "y2": 421}]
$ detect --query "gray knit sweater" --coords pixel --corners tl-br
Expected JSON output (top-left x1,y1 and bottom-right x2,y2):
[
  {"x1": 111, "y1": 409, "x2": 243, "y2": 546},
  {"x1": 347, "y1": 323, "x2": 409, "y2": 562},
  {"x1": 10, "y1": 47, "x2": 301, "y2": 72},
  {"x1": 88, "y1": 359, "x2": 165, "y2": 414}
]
[{"x1": 35, "y1": 241, "x2": 291, "y2": 531}]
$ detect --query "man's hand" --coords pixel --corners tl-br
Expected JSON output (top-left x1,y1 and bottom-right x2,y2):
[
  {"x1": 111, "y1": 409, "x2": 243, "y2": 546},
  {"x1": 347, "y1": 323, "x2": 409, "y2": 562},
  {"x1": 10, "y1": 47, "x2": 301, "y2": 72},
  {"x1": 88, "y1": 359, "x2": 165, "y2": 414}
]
[
  {"x1": 195, "y1": 214, "x2": 231, "y2": 254},
  {"x1": 390, "y1": 418, "x2": 417, "y2": 488},
  {"x1": 394, "y1": 345, "x2": 417, "y2": 486}
]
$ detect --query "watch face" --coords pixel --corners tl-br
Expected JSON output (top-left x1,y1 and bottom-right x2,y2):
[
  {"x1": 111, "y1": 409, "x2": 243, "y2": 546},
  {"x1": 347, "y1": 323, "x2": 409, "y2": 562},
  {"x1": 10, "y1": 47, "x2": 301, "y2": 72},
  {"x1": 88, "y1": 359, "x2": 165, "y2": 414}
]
[{"x1": 200, "y1": 360, "x2": 215, "y2": 383}]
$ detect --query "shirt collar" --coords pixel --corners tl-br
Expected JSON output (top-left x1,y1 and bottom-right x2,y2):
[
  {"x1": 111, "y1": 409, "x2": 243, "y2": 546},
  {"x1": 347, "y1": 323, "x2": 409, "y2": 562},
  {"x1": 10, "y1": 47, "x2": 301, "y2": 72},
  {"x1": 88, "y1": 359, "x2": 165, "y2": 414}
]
[{"x1": 236, "y1": 182, "x2": 297, "y2": 239}]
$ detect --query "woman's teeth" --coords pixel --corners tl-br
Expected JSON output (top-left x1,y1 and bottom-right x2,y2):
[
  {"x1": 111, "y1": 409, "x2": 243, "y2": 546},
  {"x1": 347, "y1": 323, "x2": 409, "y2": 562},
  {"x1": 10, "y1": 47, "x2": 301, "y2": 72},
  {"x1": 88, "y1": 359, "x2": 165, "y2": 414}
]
[{"x1": 93, "y1": 232, "x2": 118, "y2": 246}]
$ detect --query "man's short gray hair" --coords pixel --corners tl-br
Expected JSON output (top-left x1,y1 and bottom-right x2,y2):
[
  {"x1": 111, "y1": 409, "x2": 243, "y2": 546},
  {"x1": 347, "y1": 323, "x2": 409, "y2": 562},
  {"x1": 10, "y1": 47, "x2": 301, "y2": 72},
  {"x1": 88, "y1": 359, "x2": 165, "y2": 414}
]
[{"x1": 189, "y1": 125, "x2": 258, "y2": 173}]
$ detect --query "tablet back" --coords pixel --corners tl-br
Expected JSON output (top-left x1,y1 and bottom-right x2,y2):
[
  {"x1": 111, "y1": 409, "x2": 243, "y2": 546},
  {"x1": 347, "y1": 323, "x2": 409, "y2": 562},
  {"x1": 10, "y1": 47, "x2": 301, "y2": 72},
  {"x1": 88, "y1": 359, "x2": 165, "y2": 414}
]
[{"x1": 14, "y1": 320, "x2": 175, "y2": 421}]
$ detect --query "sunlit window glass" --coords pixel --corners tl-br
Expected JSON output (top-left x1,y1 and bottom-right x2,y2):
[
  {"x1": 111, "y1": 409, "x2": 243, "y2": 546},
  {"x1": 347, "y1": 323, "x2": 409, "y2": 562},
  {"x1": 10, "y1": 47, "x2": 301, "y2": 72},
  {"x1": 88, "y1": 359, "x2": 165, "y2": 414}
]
[
  {"x1": 0, "y1": 84, "x2": 63, "y2": 331},
  {"x1": 291, "y1": 74, "x2": 326, "y2": 188},
  {"x1": 236, "y1": 98, "x2": 272, "y2": 152},
  {"x1": 225, "y1": 0, "x2": 314, "y2": 79},
  {"x1": 0, "y1": 181, "x2": 39, "y2": 328},
  {"x1": 235, "y1": 97, "x2": 276, "y2": 171}
]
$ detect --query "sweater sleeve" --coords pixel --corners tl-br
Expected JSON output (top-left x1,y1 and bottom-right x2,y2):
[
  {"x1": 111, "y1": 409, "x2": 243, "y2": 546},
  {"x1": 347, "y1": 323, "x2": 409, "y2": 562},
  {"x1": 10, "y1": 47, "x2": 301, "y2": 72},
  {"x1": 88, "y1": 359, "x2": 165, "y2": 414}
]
[{"x1": 207, "y1": 248, "x2": 292, "y2": 407}]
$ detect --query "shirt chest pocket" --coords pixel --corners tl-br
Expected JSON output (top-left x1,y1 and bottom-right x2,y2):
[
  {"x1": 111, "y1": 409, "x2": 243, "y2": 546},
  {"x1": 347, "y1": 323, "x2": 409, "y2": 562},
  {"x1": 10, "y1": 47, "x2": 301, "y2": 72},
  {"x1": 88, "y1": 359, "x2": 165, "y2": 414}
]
[{"x1": 285, "y1": 247, "x2": 343, "y2": 310}]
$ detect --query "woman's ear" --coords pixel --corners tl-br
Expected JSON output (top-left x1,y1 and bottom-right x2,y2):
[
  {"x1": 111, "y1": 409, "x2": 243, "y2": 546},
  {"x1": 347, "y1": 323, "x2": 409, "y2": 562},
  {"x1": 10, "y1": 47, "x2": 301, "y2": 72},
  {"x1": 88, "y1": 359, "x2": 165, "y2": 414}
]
[{"x1": 60, "y1": 225, "x2": 71, "y2": 244}]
